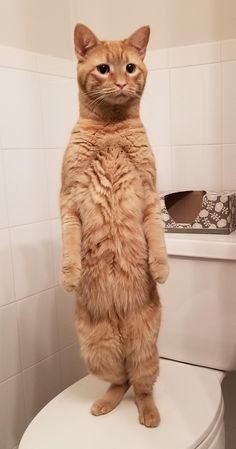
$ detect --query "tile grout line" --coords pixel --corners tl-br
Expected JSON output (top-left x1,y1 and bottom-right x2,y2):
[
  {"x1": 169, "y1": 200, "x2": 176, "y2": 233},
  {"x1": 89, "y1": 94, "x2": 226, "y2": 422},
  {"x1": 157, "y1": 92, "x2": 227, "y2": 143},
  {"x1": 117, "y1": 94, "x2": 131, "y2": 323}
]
[
  {"x1": 0, "y1": 216, "x2": 60, "y2": 231},
  {"x1": 168, "y1": 51, "x2": 174, "y2": 191},
  {"x1": 220, "y1": 43, "x2": 224, "y2": 191}
]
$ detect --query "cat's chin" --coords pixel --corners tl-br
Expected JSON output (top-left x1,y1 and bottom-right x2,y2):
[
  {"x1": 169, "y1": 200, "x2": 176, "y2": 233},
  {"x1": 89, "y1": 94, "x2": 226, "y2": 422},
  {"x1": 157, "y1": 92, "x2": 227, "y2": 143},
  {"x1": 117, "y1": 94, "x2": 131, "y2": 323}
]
[{"x1": 104, "y1": 94, "x2": 134, "y2": 106}]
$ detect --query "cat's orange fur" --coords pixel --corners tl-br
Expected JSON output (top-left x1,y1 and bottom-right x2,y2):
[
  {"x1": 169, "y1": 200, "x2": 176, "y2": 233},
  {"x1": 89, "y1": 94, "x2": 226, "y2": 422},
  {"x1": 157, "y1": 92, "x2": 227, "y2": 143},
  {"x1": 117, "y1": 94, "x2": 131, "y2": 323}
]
[{"x1": 60, "y1": 24, "x2": 169, "y2": 427}]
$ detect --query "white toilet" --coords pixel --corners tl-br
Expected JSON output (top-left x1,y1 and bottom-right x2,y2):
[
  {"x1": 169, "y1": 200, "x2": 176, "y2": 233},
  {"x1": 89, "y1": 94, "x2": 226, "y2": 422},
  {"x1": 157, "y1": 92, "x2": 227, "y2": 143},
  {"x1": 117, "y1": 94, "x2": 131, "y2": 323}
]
[{"x1": 19, "y1": 232, "x2": 236, "y2": 449}]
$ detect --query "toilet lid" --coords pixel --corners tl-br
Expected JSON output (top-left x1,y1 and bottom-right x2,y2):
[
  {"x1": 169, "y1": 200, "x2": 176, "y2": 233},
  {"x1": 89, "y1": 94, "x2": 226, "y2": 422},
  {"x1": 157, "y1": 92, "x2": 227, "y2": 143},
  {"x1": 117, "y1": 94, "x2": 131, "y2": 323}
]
[{"x1": 19, "y1": 359, "x2": 223, "y2": 449}]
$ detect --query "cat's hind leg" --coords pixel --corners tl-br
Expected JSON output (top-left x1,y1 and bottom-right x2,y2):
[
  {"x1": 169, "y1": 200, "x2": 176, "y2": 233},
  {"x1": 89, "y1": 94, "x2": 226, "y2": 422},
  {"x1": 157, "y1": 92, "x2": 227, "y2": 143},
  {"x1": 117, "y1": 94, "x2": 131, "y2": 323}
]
[
  {"x1": 75, "y1": 306, "x2": 128, "y2": 415},
  {"x1": 124, "y1": 291, "x2": 161, "y2": 427}
]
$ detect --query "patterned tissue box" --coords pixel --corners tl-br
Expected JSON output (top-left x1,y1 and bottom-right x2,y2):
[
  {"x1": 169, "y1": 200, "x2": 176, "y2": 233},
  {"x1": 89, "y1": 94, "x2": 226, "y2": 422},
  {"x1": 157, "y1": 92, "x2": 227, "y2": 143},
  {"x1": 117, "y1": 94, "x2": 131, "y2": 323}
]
[{"x1": 160, "y1": 191, "x2": 236, "y2": 234}]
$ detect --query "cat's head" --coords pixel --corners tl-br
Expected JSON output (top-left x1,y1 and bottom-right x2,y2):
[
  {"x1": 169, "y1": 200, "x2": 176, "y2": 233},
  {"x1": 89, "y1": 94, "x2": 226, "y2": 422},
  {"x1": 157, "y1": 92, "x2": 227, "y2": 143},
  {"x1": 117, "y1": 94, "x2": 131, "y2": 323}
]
[{"x1": 74, "y1": 24, "x2": 150, "y2": 106}]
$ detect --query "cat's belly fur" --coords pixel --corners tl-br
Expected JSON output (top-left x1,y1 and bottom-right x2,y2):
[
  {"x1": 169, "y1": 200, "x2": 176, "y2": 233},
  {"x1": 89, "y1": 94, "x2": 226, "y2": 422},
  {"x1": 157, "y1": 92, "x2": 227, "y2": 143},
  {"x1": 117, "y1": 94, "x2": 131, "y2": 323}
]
[{"x1": 77, "y1": 144, "x2": 151, "y2": 317}]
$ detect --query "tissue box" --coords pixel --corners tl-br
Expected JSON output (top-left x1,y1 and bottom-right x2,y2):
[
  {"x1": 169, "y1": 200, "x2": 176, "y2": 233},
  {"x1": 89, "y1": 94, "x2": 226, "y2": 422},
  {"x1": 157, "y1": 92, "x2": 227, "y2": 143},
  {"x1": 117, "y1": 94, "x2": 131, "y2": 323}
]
[{"x1": 160, "y1": 191, "x2": 236, "y2": 234}]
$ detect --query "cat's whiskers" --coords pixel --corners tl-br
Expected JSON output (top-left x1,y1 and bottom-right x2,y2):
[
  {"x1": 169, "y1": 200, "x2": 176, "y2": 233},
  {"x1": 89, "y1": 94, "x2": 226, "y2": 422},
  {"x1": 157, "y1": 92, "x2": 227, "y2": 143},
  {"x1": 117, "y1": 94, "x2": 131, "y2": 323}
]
[{"x1": 87, "y1": 93, "x2": 108, "y2": 112}]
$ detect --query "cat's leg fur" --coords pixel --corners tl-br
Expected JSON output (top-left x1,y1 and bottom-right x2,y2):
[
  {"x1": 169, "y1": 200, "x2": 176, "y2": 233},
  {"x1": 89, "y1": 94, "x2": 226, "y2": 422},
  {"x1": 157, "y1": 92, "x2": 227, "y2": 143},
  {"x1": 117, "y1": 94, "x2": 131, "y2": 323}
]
[
  {"x1": 142, "y1": 176, "x2": 169, "y2": 285},
  {"x1": 124, "y1": 288, "x2": 161, "y2": 427},
  {"x1": 60, "y1": 190, "x2": 82, "y2": 292},
  {"x1": 132, "y1": 359, "x2": 160, "y2": 427},
  {"x1": 75, "y1": 303, "x2": 128, "y2": 415}
]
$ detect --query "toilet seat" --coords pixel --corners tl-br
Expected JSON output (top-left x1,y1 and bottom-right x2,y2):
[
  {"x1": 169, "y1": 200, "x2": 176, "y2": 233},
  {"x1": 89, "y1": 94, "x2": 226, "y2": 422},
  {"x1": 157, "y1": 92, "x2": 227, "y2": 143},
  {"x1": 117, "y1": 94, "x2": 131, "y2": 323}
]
[{"x1": 19, "y1": 359, "x2": 223, "y2": 449}]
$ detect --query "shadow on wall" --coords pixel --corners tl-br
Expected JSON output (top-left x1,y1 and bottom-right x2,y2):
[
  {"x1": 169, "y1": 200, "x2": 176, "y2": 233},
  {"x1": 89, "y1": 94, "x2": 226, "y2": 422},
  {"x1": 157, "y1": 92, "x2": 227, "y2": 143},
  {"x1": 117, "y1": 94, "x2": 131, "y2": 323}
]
[
  {"x1": 11, "y1": 236, "x2": 87, "y2": 445},
  {"x1": 222, "y1": 372, "x2": 236, "y2": 449}
]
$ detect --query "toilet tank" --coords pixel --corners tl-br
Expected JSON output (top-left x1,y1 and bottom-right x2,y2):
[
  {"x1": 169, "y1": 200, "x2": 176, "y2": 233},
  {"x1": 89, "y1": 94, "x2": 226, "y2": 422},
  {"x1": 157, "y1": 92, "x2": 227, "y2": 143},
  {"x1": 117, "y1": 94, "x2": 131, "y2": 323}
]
[{"x1": 158, "y1": 232, "x2": 236, "y2": 372}]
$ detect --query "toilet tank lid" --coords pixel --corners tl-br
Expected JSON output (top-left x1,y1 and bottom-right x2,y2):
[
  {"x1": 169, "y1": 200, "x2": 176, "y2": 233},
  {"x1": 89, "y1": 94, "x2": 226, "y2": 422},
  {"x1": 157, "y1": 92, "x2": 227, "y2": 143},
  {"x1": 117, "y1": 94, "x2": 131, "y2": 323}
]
[{"x1": 165, "y1": 230, "x2": 236, "y2": 261}]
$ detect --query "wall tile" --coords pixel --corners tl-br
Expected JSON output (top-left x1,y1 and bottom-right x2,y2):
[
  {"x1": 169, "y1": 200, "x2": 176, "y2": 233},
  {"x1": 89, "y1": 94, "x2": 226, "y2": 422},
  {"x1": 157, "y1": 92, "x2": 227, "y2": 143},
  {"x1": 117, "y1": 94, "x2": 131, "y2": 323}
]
[
  {"x1": 45, "y1": 148, "x2": 64, "y2": 219},
  {"x1": 172, "y1": 145, "x2": 222, "y2": 191},
  {"x1": 0, "y1": 304, "x2": 21, "y2": 382},
  {"x1": 141, "y1": 69, "x2": 170, "y2": 147},
  {"x1": 222, "y1": 144, "x2": 236, "y2": 190},
  {"x1": 0, "y1": 45, "x2": 37, "y2": 72},
  {"x1": 171, "y1": 64, "x2": 221, "y2": 145},
  {"x1": 55, "y1": 287, "x2": 76, "y2": 349},
  {"x1": 0, "y1": 229, "x2": 14, "y2": 306},
  {"x1": 171, "y1": 65, "x2": 204, "y2": 145},
  {"x1": 221, "y1": 39, "x2": 236, "y2": 62},
  {"x1": 0, "y1": 151, "x2": 8, "y2": 228},
  {"x1": 17, "y1": 289, "x2": 60, "y2": 369},
  {"x1": 36, "y1": 53, "x2": 75, "y2": 78},
  {"x1": 10, "y1": 221, "x2": 54, "y2": 300},
  {"x1": 222, "y1": 61, "x2": 236, "y2": 143},
  {"x1": 40, "y1": 74, "x2": 78, "y2": 148},
  {"x1": 23, "y1": 353, "x2": 62, "y2": 424},
  {"x1": 169, "y1": 41, "x2": 221, "y2": 68},
  {"x1": 4, "y1": 149, "x2": 50, "y2": 226},
  {"x1": 203, "y1": 64, "x2": 221, "y2": 144},
  {"x1": 153, "y1": 146, "x2": 172, "y2": 192},
  {"x1": 145, "y1": 48, "x2": 168, "y2": 70},
  {"x1": 60, "y1": 343, "x2": 87, "y2": 390},
  {"x1": 0, "y1": 68, "x2": 42, "y2": 148},
  {"x1": 0, "y1": 374, "x2": 26, "y2": 449}
]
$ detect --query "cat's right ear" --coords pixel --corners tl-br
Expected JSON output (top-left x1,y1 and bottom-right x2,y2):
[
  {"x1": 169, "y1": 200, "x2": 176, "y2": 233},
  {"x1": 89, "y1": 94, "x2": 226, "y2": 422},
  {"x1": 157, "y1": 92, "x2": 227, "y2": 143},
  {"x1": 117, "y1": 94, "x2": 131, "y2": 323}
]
[{"x1": 74, "y1": 24, "x2": 98, "y2": 62}]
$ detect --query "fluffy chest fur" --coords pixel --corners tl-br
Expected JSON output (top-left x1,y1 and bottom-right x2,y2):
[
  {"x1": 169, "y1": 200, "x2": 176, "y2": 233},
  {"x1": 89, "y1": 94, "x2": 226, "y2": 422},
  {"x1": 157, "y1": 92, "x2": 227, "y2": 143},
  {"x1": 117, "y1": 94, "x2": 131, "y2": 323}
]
[
  {"x1": 62, "y1": 124, "x2": 154, "y2": 316},
  {"x1": 72, "y1": 126, "x2": 150, "y2": 264}
]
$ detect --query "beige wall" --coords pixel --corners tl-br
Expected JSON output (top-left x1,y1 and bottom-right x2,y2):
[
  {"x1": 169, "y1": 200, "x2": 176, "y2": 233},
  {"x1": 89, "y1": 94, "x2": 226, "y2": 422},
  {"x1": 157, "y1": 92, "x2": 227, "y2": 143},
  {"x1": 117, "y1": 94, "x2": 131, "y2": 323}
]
[
  {"x1": 0, "y1": 0, "x2": 72, "y2": 58},
  {"x1": 71, "y1": 0, "x2": 236, "y2": 50},
  {"x1": 0, "y1": 0, "x2": 236, "y2": 58}
]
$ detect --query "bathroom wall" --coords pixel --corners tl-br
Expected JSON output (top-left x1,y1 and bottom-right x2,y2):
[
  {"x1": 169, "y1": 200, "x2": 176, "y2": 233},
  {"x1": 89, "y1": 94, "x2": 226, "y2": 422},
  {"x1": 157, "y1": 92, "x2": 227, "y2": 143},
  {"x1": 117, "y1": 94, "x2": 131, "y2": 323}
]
[
  {"x1": 1, "y1": 36, "x2": 236, "y2": 449},
  {"x1": 142, "y1": 39, "x2": 236, "y2": 193},
  {"x1": 0, "y1": 49, "x2": 87, "y2": 449},
  {"x1": 1, "y1": 0, "x2": 236, "y2": 57}
]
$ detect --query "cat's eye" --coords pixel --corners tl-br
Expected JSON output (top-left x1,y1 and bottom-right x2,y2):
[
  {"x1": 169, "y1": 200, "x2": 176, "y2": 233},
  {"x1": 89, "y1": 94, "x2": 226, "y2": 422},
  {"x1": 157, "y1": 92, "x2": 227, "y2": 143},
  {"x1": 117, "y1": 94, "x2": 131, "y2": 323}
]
[
  {"x1": 97, "y1": 64, "x2": 110, "y2": 74},
  {"x1": 126, "y1": 63, "x2": 136, "y2": 74}
]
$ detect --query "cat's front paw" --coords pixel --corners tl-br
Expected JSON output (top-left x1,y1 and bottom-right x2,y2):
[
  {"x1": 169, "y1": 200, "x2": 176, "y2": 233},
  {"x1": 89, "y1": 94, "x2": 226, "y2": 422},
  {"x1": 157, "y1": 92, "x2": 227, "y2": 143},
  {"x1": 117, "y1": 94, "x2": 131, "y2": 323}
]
[
  {"x1": 149, "y1": 258, "x2": 169, "y2": 284},
  {"x1": 61, "y1": 264, "x2": 81, "y2": 292}
]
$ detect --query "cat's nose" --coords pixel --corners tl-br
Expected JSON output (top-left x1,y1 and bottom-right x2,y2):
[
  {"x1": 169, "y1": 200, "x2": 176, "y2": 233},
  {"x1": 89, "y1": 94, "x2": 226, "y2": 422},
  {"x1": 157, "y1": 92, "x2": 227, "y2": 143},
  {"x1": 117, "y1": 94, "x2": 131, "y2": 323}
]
[{"x1": 115, "y1": 82, "x2": 127, "y2": 90}]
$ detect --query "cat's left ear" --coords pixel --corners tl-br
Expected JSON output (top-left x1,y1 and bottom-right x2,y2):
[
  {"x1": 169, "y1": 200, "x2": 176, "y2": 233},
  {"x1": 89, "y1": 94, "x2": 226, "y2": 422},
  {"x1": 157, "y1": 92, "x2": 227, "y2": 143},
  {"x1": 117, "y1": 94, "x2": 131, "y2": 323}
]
[
  {"x1": 126, "y1": 26, "x2": 150, "y2": 60},
  {"x1": 74, "y1": 24, "x2": 99, "y2": 62}
]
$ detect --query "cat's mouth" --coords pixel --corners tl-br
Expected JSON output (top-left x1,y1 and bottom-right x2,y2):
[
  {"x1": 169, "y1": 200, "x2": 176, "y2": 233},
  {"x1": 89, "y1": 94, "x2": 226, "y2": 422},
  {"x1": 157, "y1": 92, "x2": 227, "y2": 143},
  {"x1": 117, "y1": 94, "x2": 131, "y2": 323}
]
[{"x1": 105, "y1": 88, "x2": 136, "y2": 104}]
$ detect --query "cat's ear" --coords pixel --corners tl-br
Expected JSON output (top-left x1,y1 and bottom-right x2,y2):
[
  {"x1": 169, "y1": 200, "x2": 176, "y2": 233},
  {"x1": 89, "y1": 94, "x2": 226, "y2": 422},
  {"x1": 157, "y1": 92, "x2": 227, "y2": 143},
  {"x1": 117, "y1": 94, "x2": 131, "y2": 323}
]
[
  {"x1": 126, "y1": 26, "x2": 150, "y2": 60},
  {"x1": 74, "y1": 24, "x2": 99, "y2": 61}
]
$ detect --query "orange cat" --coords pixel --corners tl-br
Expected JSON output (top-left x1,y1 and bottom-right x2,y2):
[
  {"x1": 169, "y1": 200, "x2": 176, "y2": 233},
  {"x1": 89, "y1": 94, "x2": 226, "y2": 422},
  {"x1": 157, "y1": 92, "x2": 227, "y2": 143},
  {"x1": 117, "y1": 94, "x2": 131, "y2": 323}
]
[{"x1": 60, "y1": 24, "x2": 169, "y2": 427}]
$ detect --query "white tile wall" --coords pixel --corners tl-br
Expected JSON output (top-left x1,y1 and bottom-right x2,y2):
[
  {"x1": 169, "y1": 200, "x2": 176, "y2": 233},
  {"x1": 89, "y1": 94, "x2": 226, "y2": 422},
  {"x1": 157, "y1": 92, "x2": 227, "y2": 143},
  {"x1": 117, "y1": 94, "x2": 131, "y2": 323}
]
[
  {"x1": 0, "y1": 374, "x2": 26, "y2": 449},
  {"x1": 172, "y1": 145, "x2": 222, "y2": 191},
  {"x1": 4, "y1": 149, "x2": 50, "y2": 226},
  {"x1": 1, "y1": 39, "x2": 236, "y2": 449},
  {"x1": 222, "y1": 144, "x2": 236, "y2": 190},
  {"x1": 0, "y1": 304, "x2": 21, "y2": 382},
  {"x1": 39, "y1": 74, "x2": 78, "y2": 148},
  {"x1": 141, "y1": 69, "x2": 170, "y2": 147},
  {"x1": 0, "y1": 151, "x2": 8, "y2": 229},
  {"x1": 10, "y1": 221, "x2": 55, "y2": 300},
  {"x1": 222, "y1": 61, "x2": 236, "y2": 143},
  {"x1": 0, "y1": 229, "x2": 14, "y2": 307},
  {"x1": 170, "y1": 64, "x2": 221, "y2": 146},
  {"x1": 17, "y1": 289, "x2": 60, "y2": 369},
  {"x1": 153, "y1": 146, "x2": 172, "y2": 191},
  {"x1": 0, "y1": 49, "x2": 85, "y2": 449},
  {"x1": 23, "y1": 353, "x2": 61, "y2": 423},
  {"x1": 0, "y1": 69, "x2": 42, "y2": 149}
]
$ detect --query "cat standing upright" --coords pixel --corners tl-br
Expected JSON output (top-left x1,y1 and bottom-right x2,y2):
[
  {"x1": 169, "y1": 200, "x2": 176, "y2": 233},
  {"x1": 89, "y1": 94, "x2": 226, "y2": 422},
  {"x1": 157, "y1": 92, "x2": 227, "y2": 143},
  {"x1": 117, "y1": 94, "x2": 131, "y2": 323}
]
[{"x1": 60, "y1": 23, "x2": 169, "y2": 427}]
